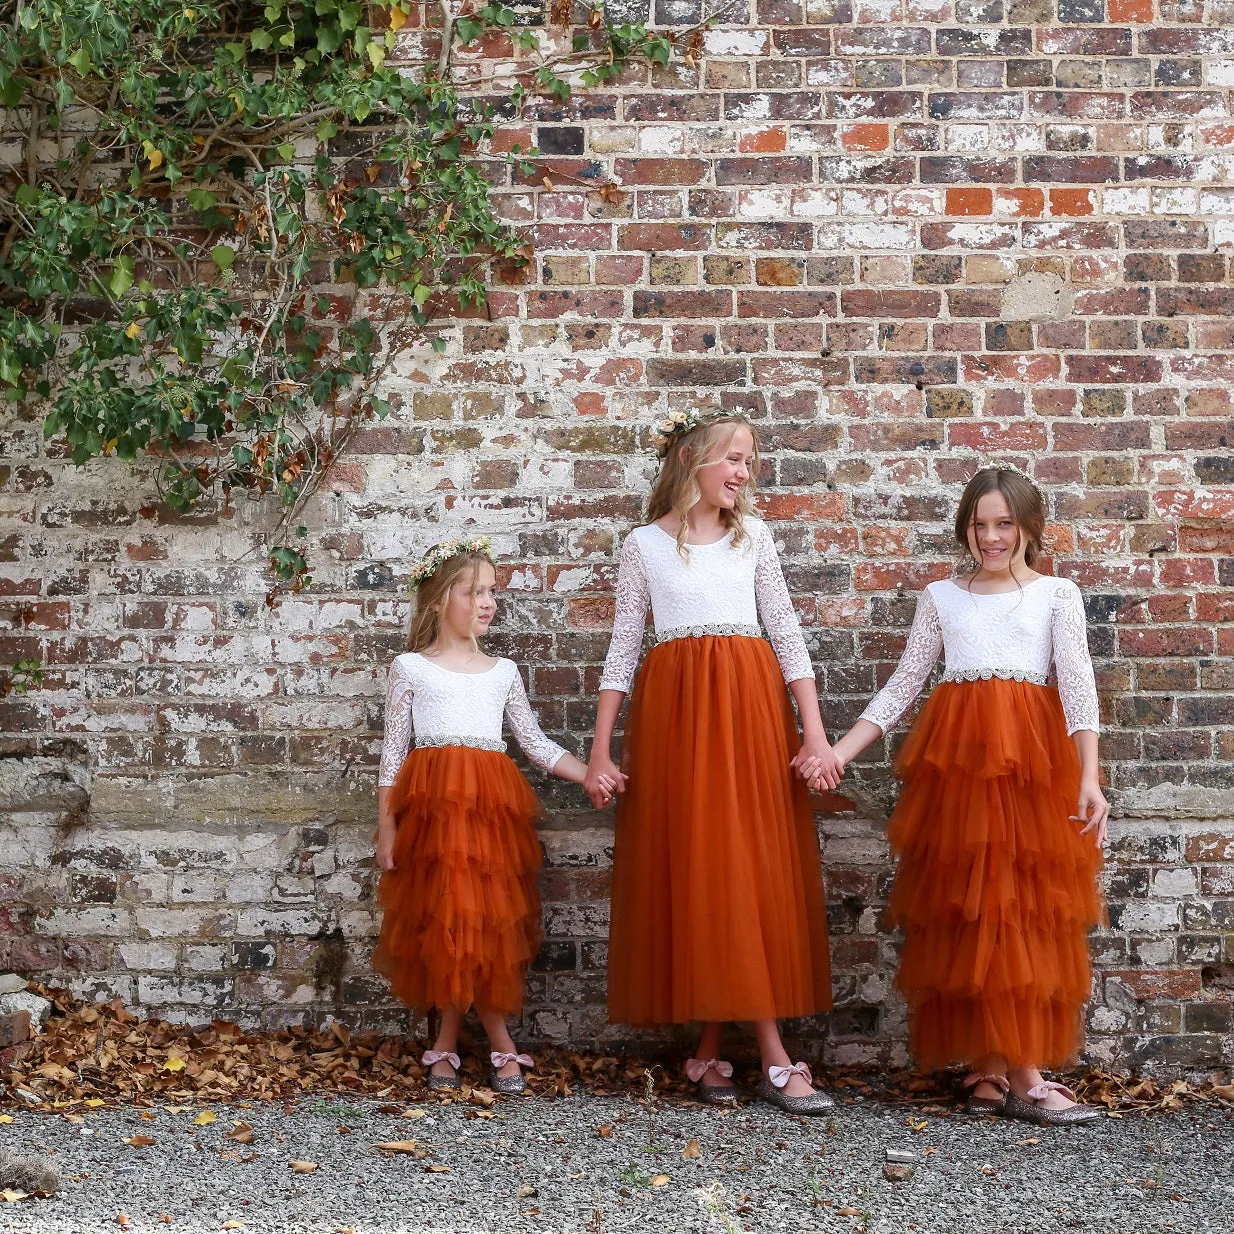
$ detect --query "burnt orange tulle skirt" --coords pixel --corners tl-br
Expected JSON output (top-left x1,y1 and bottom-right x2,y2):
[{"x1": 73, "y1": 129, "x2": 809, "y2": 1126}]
[
  {"x1": 372, "y1": 745, "x2": 543, "y2": 1017},
  {"x1": 607, "y1": 634, "x2": 832, "y2": 1025},
  {"x1": 887, "y1": 677, "x2": 1104, "y2": 1070}
]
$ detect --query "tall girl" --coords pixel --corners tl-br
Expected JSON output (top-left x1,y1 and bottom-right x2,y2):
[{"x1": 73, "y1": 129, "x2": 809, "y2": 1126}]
[
  {"x1": 374, "y1": 536, "x2": 588, "y2": 1094},
  {"x1": 586, "y1": 411, "x2": 842, "y2": 1115},
  {"x1": 831, "y1": 466, "x2": 1108, "y2": 1125}
]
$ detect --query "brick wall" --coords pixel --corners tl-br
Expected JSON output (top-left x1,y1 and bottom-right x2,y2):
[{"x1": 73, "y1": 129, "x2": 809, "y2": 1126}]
[{"x1": 2, "y1": 0, "x2": 1232, "y2": 1074}]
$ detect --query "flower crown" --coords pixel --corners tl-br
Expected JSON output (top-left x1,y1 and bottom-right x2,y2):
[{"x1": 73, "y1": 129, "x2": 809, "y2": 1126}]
[
  {"x1": 988, "y1": 461, "x2": 1042, "y2": 496},
  {"x1": 409, "y1": 535, "x2": 493, "y2": 589},
  {"x1": 649, "y1": 409, "x2": 730, "y2": 458}
]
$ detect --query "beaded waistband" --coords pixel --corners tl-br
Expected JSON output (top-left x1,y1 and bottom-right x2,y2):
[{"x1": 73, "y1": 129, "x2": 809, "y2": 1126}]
[
  {"x1": 656, "y1": 622, "x2": 762, "y2": 644},
  {"x1": 941, "y1": 668, "x2": 1048, "y2": 686},
  {"x1": 415, "y1": 734, "x2": 507, "y2": 754}
]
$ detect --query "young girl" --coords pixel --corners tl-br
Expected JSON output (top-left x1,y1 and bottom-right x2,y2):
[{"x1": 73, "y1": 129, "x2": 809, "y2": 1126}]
[
  {"x1": 587, "y1": 411, "x2": 842, "y2": 1115},
  {"x1": 373, "y1": 535, "x2": 588, "y2": 1094},
  {"x1": 830, "y1": 465, "x2": 1108, "y2": 1125}
]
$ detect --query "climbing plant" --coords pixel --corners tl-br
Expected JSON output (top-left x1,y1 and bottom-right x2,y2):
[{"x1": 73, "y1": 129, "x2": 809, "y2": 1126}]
[{"x1": 0, "y1": 0, "x2": 690, "y2": 604}]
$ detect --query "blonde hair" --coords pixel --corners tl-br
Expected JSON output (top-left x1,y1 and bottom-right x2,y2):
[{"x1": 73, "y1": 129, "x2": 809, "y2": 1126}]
[
  {"x1": 407, "y1": 552, "x2": 493, "y2": 652},
  {"x1": 644, "y1": 415, "x2": 759, "y2": 559}
]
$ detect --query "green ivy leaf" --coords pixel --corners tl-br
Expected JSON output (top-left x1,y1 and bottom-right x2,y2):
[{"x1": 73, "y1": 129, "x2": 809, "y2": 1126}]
[
  {"x1": 109, "y1": 256, "x2": 136, "y2": 299},
  {"x1": 366, "y1": 40, "x2": 386, "y2": 66},
  {"x1": 67, "y1": 46, "x2": 93, "y2": 77},
  {"x1": 278, "y1": 143, "x2": 296, "y2": 161},
  {"x1": 249, "y1": 28, "x2": 273, "y2": 50},
  {"x1": 210, "y1": 245, "x2": 236, "y2": 270}
]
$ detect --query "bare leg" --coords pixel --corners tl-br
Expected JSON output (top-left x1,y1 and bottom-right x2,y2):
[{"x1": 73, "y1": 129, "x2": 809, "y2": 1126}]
[
  {"x1": 1009, "y1": 1063, "x2": 1077, "y2": 1111},
  {"x1": 753, "y1": 1019, "x2": 816, "y2": 1098},
  {"x1": 479, "y1": 1009, "x2": 522, "y2": 1079},
  {"x1": 430, "y1": 1006, "x2": 463, "y2": 1078},
  {"x1": 970, "y1": 1052, "x2": 1009, "y2": 1103},
  {"x1": 691, "y1": 1021, "x2": 735, "y2": 1091}
]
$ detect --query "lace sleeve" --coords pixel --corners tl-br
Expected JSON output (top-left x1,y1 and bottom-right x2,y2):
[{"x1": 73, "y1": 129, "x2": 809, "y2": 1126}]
[
  {"x1": 598, "y1": 532, "x2": 651, "y2": 694},
  {"x1": 859, "y1": 588, "x2": 943, "y2": 734},
  {"x1": 753, "y1": 523, "x2": 814, "y2": 683},
  {"x1": 504, "y1": 667, "x2": 568, "y2": 773},
  {"x1": 378, "y1": 658, "x2": 416, "y2": 787},
  {"x1": 1051, "y1": 580, "x2": 1101, "y2": 735}
]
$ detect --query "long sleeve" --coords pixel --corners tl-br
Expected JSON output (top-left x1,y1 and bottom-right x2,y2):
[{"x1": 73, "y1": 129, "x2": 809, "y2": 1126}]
[
  {"x1": 1051, "y1": 580, "x2": 1101, "y2": 735},
  {"x1": 859, "y1": 588, "x2": 943, "y2": 734},
  {"x1": 378, "y1": 658, "x2": 415, "y2": 787},
  {"x1": 598, "y1": 533, "x2": 652, "y2": 694},
  {"x1": 753, "y1": 523, "x2": 814, "y2": 684},
  {"x1": 504, "y1": 669, "x2": 568, "y2": 773}
]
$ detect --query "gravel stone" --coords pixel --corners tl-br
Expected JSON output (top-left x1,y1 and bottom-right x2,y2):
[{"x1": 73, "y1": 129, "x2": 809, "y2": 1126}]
[{"x1": 0, "y1": 1092, "x2": 1229, "y2": 1232}]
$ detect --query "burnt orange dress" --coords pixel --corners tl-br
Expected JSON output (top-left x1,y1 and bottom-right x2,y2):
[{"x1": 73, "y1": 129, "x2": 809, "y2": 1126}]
[
  {"x1": 599, "y1": 521, "x2": 833, "y2": 1025},
  {"x1": 371, "y1": 653, "x2": 567, "y2": 1016},
  {"x1": 861, "y1": 578, "x2": 1105, "y2": 1069}
]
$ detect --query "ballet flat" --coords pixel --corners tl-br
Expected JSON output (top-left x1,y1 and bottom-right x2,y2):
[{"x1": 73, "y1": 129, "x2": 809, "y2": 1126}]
[
  {"x1": 1003, "y1": 1090, "x2": 1102, "y2": 1126},
  {"x1": 757, "y1": 1076, "x2": 835, "y2": 1116},
  {"x1": 489, "y1": 1069, "x2": 527, "y2": 1095}
]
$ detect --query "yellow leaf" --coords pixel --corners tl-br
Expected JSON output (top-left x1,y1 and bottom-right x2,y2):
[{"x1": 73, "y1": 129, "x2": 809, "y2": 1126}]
[
  {"x1": 193, "y1": 1110, "x2": 216, "y2": 1126},
  {"x1": 0, "y1": 1115, "x2": 13, "y2": 1124},
  {"x1": 682, "y1": 1137, "x2": 701, "y2": 1159},
  {"x1": 1, "y1": 1190, "x2": 28, "y2": 1203},
  {"x1": 388, "y1": 4, "x2": 408, "y2": 30},
  {"x1": 124, "y1": 321, "x2": 141, "y2": 340},
  {"x1": 399, "y1": 1108, "x2": 427, "y2": 1119},
  {"x1": 650, "y1": 1174, "x2": 669, "y2": 1187},
  {"x1": 141, "y1": 140, "x2": 164, "y2": 170},
  {"x1": 163, "y1": 1057, "x2": 187, "y2": 1072},
  {"x1": 183, "y1": 8, "x2": 196, "y2": 17},
  {"x1": 909, "y1": 1117, "x2": 928, "y2": 1132},
  {"x1": 85, "y1": 1099, "x2": 105, "y2": 1108},
  {"x1": 288, "y1": 1161, "x2": 318, "y2": 1174}
]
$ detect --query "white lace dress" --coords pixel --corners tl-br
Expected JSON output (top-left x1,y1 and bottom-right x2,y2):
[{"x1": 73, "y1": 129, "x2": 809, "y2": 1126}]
[
  {"x1": 378, "y1": 653, "x2": 567, "y2": 786},
  {"x1": 598, "y1": 518, "x2": 814, "y2": 693},
  {"x1": 859, "y1": 576, "x2": 1101, "y2": 737}
]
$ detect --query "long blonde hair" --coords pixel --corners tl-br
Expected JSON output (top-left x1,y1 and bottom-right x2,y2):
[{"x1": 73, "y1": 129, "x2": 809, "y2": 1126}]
[
  {"x1": 644, "y1": 415, "x2": 759, "y2": 559},
  {"x1": 407, "y1": 552, "x2": 493, "y2": 651}
]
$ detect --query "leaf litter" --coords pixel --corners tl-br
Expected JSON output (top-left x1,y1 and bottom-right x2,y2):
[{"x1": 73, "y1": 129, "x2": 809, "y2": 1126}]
[{"x1": 2, "y1": 988, "x2": 1229, "y2": 1116}]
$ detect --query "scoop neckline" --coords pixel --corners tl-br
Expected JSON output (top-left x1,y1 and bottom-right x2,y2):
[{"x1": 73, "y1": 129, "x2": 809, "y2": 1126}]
[
  {"x1": 943, "y1": 575, "x2": 1053, "y2": 597},
  {"x1": 412, "y1": 652, "x2": 505, "y2": 677},
  {"x1": 646, "y1": 522, "x2": 736, "y2": 548}
]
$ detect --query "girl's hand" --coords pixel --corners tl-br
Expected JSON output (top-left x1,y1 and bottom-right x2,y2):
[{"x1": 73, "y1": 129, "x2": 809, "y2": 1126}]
[
  {"x1": 1071, "y1": 778, "x2": 1109, "y2": 849},
  {"x1": 375, "y1": 825, "x2": 397, "y2": 872},
  {"x1": 584, "y1": 754, "x2": 627, "y2": 809},
  {"x1": 792, "y1": 736, "x2": 843, "y2": 791}
]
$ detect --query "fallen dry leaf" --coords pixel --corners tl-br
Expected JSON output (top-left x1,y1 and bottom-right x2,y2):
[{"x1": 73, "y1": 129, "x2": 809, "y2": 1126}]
[
  {"x1": 157, "y1": 1217, "x2": 171, "y2": 1225},
  {"x1": 517, "y1": 1184, "x2": 537, "y2": 1198},
  {"x1": 424, "y1": 1164, "x2": 451, "y2": 1174},
  {"x1": 909, "y1": 1117, "x2": 928, "y2": 1132},
  {"x1": 162, "y1": 1058, "x2": 187, "y2": 1073},
  {"x1": 836, "y1": 1208, "x2": 863, "y2": 1218},
  {"x1": 682, "y1": 1137, "x2": 701, "y2": 1159},
  {"x1": 400, "y1": 1108, "x2": 427, "y2": 1119},
  {"x1": 650, "y1": 1174, "x2": 669, "y2": 1187},
  {"x1": 288, "y1": 1161, "x2": 319, "y2": 1174},
  {"x1": 0, "y1": 1190, "x2": 28, "y2": 1203},
  {"x1": 0, "y1": 1115, "x2": 13, "y2": 1125},
  {"x1": 123, "y1": 1135, "x2": 156, "y2": 1148},
  {"x1": 597, "y1": 1124, "x2": 613, "y2": 1138},
  {"x1": 372, "y1": 1140, "x2": 421, "y2": 1154},
  {"x1": 221, "y1": 1223, "x2": 245, "y2": 1231},
  {"x1": 227, "y1": 1123, "x2": 255, "y2": 1144},
  {"x1": 193, "y1": 1110, "x2": 217, "y2": 1126},
  {"x1": 1016, "y1": 1137, "x2": 1040, "y2": 1146},
  {"x1": 116, "y1": 1216, "x2": 132, "y2": 1229},
  {"x1": 85, "y1": 1099, "x2": 105, "y2": 1109}
]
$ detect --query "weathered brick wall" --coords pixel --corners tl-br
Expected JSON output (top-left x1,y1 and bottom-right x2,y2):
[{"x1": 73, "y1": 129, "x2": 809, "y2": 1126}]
[{"x1": 2, "y1": 0, "x2": 1232, "y2": 1074}]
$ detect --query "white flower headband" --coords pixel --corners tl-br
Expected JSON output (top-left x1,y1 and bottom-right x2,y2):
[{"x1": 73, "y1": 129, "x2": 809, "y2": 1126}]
[
  {"x1": 409, "y1": 535, "x2": 493, "y2": 589},
  {"x1": 988, "y1": 461, "x2": 1043, "y2": 497},
  {"x1": 649, "y1": 408, "x2": 732, "y2": 459}
]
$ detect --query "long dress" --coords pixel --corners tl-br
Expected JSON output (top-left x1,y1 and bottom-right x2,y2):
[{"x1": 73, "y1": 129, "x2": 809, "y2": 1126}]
[
  {"x1": 372, "y1": 654, "x2": 566, "y2": 1016},
  {"x1": 601, "y1": 518, "x2": 833, "y2": 1025},
  {"x1": 860, "y1": 576, "x2": 1104, "y2": 1069}
]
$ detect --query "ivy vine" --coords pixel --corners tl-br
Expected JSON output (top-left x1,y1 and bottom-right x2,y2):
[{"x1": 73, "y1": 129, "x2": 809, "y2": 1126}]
[{"x1": 1, "y1": 0, "x2": 710, "y2": 623}]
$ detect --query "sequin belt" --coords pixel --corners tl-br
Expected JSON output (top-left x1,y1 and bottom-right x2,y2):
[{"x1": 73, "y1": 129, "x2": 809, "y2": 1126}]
[
  {"x1": 656, "y1": 622, "x2": 762, "y2": 644},
  {"x1": 415, "y1": 734, "x2": 507, "y2": 754},
  {"x1": 940, "y1": 668, "x2": 1049, "y2": 686}
]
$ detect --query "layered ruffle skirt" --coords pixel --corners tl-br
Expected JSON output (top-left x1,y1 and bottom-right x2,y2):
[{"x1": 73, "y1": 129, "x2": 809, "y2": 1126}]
[
  {"x1": 372, "y1": 746, "x2": 543, "y2": 1017},
  {"x1": 887, "y1": 677, "x2": 1104, "y2": 1069},
  {"x1": 607, "y1": 634, "x2": 833, "y2": 1025}
]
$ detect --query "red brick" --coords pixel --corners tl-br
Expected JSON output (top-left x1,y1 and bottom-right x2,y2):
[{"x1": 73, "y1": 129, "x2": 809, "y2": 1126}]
[
  {"x1": 0, "y1": 1010, "x2": 30, "y2": 1049},
  {"x1": 613, "y1": 159, "x2": 709, "y2": 186},
  {"x1": 842, "y1": 124, "x2": 890, "y2": 152},
  {"x1": 618, "y1": 223, "x2": 712, "y2": 252},
  {"x1": 738, "y1": 127, "x2": 788, "y2": 153},
  {"x1": 946, "y1": 187, "x2": 994, "y2": 216}
]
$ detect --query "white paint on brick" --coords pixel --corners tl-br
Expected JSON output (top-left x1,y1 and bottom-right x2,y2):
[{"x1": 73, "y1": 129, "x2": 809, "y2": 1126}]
[
  {"x1": 1103, "y1": 188, "x2": 1150, "y2": 215},
  {"x1": 184, "y1": 945, "x2": 227, "y2": 972},
  {"x1": 1207, "y1": 60, "x2": 1234, "y2": 86},
  {"x1": 702, "y1": 29, "x2": 768, "y2": 56},
  {"x1": 38, "y1": 907, "x2": 133, "y2": 936},
  {"x1": 1152, "y1": 867, "x2": 1199, "y2": 899},
  {"x1": 119, "y1": 942, "x2": 180, "y2": 971},
  {"x1": 945, "y1": 124, "x2": 989, "y2": 152},
  {"x1": 1200, "y1": 189, "x2": 1234, "y2": 216},
  {"x1": 736, "y1": 188, "x2": 793, "y2": 219},
  {"x1": 791, "y1": 188, "x2": 840, "y2": 218},
  {"x1": 725, "y1": 94, "x2": 771, "y2": 121},
  {"x1": 638, "y1": 126, "x2": 686, "y2": 155},
  {"x1": 841, "y1": 222, "x2": 915, "y2": 250},
  {"x1": 1119, "y1": 901, "x2": 1181, "y2": 933},
  {"x1": 1152, "y1": 188, "x2": 1199, "y2": 215},
  {"x1": 135, "y1": 907, "x2": 232, "y2": 939}
]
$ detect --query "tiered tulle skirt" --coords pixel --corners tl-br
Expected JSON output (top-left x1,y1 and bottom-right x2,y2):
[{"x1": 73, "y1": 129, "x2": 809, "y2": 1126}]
[
  {"x1": 372, "y1": 746, "x2": 543, "y2": 1017},
  {"x1": 887, "y1": 677, "x2": 1104, "y2": 1069},
  {"x1": 607, "y1": 635, "x2": 832, "y2": 1025}
]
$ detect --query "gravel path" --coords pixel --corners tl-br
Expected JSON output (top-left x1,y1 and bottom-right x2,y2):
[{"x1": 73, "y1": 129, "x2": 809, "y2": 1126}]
[{"x1": 1, "y1": 1089, "x2": 1230, "y2": 1234}]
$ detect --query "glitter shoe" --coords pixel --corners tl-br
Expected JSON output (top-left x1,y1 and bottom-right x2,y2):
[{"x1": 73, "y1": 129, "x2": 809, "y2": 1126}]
[
  {"x1": 961, "y1": 1071, "x2": 1009, "y2": 1116},
  {"x1": 757, "y1": 1062, "x2": 835, "y2": 1116},
  {"x1": 489, "y1": 1050, "x2": 534, "y2": 1095},
  {"x1": 685, "y1": 1058, "x2": 741, "y2": 1105},
  {"x1": 1004, "y1": 1082, "x2": 1102, "y2": 1126},
  {"x1": 422, "y1": 1049, "x2": 461, "y2": 1092}
]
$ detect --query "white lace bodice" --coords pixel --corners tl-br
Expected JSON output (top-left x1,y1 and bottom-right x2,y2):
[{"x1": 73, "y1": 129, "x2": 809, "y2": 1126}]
[
  {"x1": 377, "y1": 653, "x2": 568, "y2": 786},
  {"x1": 859, "y1": 576, "x2": 1101, "y2": 736},
  {"x1": 598, "y1": 518, "x2": 814, "y2": 694}
]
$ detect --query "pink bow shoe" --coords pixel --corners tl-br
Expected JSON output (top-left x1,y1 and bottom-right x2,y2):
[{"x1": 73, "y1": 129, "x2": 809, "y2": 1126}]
[
  {"x1": 489, "y1": 1050, "x2": 534, "y2": 1095},
  {"x1": 422, "y1": 1049, "x2": 461, "y2": 1092},
  {"x1": 1004, "y1": 1079, "x2": 1102, "y2": 1126},
  {"x1": 757, "y1": 1061, "x2": 834, "y2": 1116},
  {"x1": 961, "y1": 1071, "x2": 1009, "y2": 1115},
  {"x1": 685, "y1": 1057, "x2": 740, "y2": 1105}
]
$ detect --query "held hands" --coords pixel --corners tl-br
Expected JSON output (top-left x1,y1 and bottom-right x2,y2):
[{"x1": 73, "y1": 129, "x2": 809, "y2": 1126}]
[
  {"x1": 1072, "y1": 777, "x2": 1110, "y2": 849},
  {"x1": 791, "y1": 735, "x2": 844, "y2": 791},
  {"x1": 584, "y1": 753, "x2": 628, "y2": 809}
]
